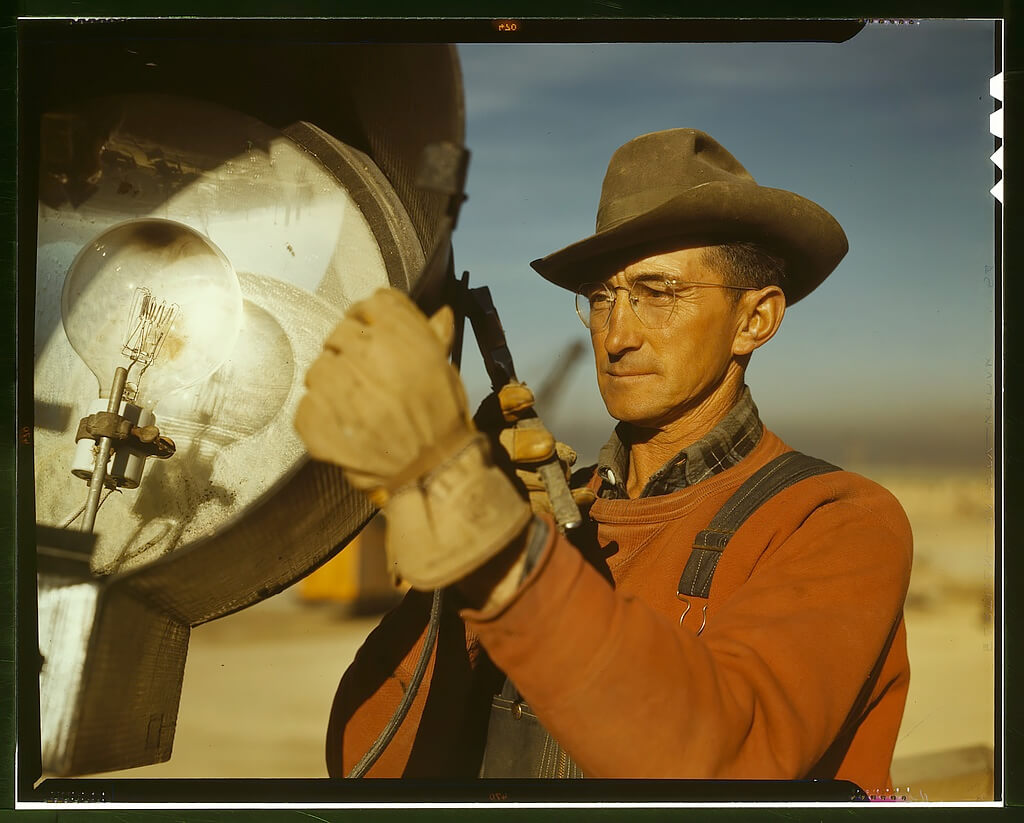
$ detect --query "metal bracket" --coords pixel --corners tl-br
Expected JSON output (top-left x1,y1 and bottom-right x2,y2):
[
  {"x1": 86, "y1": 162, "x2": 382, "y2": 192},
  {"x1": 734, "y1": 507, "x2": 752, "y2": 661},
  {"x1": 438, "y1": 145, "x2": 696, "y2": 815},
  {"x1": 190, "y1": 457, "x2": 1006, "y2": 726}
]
[
  {"x1": 74, "y1": 411, "x2": 176, "y2": 460},
  {"x1": 414, "y1": 141, "x2": 470, "y2": 229}
]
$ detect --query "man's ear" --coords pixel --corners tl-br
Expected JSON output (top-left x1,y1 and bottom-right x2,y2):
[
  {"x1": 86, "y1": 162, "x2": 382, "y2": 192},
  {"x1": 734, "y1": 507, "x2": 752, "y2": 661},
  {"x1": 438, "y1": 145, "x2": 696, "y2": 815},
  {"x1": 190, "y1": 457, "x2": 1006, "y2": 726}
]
[{"x1": 732, "y1": 286, "x2": 786, "y2": 357}]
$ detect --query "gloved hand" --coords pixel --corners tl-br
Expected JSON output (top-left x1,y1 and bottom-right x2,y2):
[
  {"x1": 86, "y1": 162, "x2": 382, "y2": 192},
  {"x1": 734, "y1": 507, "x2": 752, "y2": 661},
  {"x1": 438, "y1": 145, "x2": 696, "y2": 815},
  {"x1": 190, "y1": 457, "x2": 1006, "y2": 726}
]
[
  {"x1": 474, "y1": 382, "x2": 597, "y2": 517},
  {"x1": 295, "y1": 288, "x2": 532, "y2": 590}
]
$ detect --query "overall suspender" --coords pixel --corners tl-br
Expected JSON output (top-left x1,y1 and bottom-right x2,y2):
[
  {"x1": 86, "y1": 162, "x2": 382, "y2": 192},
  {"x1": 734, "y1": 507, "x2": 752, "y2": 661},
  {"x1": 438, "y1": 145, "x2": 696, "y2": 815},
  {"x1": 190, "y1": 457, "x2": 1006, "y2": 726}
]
[
  {"x1": 677, "y1": 451, "x2": 840, "y2": 598},
  {"x1": 478, "y1": 451, "x2": 841, "y2": 779}
]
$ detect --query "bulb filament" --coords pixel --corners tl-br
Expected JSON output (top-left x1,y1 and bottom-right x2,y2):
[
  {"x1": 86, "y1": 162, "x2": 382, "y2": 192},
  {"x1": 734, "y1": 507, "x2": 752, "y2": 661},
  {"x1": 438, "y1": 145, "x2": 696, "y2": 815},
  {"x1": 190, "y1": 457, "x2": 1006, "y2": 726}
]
[{"x1": 121, "y1": 287, "x2": 179, "y2": 399}]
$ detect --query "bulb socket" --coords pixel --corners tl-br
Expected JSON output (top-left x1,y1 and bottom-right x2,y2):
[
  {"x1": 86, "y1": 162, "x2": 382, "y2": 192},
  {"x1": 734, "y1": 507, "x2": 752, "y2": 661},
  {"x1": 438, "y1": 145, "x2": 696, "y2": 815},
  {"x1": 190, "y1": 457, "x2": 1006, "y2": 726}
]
[{"x1": 72, "y1": 398, "x2": 157, "y2": 490}]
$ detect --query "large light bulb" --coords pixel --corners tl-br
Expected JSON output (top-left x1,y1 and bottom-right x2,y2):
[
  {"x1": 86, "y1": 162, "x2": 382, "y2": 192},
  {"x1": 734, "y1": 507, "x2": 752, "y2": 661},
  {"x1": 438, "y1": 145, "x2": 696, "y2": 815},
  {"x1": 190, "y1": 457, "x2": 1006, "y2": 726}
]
[
  {"x1": 61, "y1": 218, "x2": 243, "y2": 410},
  {"x1": 61, "y1": 218, "x2": 243, "y2": 532}
]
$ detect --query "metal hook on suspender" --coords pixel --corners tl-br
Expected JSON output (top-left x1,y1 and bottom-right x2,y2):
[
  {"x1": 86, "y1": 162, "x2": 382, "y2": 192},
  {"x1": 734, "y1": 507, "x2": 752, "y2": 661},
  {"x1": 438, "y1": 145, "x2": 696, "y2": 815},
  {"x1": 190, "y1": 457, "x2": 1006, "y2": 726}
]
[
  {"x1": 673, "y1": 451, "x2": 841, "y2": 643},
  {"x1": 676, "y1": 594, "x2": 708, "y2": 635},
  {"x1": 677, "y1": 594, "x2": 691, "y2": 626}
]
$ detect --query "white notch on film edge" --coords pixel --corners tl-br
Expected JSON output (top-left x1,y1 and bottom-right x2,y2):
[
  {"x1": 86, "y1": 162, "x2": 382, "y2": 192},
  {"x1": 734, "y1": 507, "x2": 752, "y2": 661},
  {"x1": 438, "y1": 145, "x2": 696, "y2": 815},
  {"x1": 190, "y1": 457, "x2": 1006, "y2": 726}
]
[
  {"x1": 989, "y1": 73, "x2": 1003, "y2": 203},
  {"x1": 990, "y1": 72, "x2": 1003, "y2": 102},
  {"x1": 989, "y1": 109, "x2": 1002, "y2": 139}
]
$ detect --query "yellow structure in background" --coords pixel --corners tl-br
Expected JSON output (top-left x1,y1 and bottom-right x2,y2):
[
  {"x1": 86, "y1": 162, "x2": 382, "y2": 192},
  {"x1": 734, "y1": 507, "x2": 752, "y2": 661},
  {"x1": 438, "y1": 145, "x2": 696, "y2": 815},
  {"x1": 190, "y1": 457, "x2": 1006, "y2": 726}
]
[
  {"x1": 299, "y1": 539, "x2": 363, "y2": 603},
  {"x1": 299, "y1": 513, "x2": 404, "y2": 609}
]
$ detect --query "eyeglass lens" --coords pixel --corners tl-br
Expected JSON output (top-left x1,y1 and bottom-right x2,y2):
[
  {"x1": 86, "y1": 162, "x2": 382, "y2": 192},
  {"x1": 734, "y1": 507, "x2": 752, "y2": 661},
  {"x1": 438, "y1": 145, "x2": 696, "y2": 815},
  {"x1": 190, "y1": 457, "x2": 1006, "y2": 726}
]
[{"x1": 575, "y1": 279, "x2": 678, "y2": 330}]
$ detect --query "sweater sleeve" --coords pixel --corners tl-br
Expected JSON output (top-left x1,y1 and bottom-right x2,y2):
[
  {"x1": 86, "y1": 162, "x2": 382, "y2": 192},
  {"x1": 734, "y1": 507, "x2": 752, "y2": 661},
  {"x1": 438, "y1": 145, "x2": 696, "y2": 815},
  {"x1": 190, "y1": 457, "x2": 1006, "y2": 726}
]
[
  {"x1": 461, "y1": 481, "x2": 913, "y2": 781},
  {"x1": 325, "y1": 588, "x2": 503, "y2": 777}
]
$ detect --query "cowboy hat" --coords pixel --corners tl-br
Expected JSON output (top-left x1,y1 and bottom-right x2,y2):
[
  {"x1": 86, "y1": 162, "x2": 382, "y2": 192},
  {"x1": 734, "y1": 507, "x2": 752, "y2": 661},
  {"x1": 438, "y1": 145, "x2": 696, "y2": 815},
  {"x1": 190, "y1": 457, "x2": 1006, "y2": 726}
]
[{"x1": 530, "y1": 128, "x2": 848, "y2": 304}]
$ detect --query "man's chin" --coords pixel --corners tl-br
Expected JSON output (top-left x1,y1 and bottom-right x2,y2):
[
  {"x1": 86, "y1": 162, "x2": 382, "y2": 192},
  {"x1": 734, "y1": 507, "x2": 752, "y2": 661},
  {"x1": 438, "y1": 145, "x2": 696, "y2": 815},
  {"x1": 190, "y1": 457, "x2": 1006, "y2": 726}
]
[
  {"x1": 601, "y1": 400, "x2": 670, "y2": 430},
  {"x1": 600, "y1": 378, "x2": 658, "y2": 414},
  {"x1": 601, "y1": 391, "x2": 686, "y2": 431}
]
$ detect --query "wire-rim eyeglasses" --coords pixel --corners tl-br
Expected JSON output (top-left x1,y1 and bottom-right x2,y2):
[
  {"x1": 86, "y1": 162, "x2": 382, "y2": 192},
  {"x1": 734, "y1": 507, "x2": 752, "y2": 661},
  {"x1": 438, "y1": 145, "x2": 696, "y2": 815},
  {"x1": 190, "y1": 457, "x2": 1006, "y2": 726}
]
[{"x1": 574, "y1": 277, "x2": 757, "y2": 331}]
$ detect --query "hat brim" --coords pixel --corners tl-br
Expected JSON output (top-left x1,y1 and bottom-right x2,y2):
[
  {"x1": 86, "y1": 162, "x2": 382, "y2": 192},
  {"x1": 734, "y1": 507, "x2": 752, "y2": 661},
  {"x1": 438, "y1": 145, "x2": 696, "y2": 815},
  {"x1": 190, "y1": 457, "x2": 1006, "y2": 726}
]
[{"x1": 530, "y1": 181, "x2": 848, "y2": 305}]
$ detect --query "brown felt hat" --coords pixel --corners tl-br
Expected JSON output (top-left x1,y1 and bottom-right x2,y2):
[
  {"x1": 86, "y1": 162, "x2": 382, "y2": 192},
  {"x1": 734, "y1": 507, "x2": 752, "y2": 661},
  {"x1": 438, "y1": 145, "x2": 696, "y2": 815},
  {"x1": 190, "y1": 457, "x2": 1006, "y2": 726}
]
[{"x1": 530, "y1": 128, "x2": 848, "y2": 304}]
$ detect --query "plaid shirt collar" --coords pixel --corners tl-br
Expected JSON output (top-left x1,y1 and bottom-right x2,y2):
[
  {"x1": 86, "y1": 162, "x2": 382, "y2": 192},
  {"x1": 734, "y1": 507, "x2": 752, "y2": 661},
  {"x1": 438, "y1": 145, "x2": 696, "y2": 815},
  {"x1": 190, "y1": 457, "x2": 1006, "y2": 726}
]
[{"x1": 595, "y1": 386, "x2": 763, "y2": 499}]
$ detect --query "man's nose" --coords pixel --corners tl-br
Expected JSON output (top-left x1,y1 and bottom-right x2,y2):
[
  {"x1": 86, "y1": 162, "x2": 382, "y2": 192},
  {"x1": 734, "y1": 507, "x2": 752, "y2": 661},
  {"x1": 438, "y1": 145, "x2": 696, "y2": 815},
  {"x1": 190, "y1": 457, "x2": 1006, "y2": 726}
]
[{"x1": 602, "y1": 294, "x2": 643, "y2": 356}]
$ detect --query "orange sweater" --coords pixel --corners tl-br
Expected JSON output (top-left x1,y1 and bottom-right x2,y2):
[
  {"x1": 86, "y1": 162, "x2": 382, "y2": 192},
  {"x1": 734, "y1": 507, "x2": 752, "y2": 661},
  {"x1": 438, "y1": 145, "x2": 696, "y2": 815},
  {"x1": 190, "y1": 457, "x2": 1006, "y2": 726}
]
[{"x1": 326, "y1": 428, "x2": 912, "y2": 790}]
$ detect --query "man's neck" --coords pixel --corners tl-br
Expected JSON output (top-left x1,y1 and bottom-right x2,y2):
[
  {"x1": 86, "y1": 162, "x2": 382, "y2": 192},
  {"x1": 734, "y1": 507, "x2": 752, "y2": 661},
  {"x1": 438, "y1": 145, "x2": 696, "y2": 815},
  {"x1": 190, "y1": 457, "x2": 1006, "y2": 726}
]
[{"x1": 624, "y1": 380, "x2": 745, "y2": 498}]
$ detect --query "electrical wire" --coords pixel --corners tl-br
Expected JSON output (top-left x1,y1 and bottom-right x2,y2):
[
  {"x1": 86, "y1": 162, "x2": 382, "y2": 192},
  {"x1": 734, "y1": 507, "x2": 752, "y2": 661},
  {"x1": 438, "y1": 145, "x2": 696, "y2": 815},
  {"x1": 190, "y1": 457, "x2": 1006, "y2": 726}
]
[
  {"x1": 347, "y1": 587, "x2": 443, "y2": 778},
  {"x1": 347, "y1": 269, "x2": 467, "y2": 778},
  {"x1": 58, "y1": 487, "x2": 117, "y2": 528}
]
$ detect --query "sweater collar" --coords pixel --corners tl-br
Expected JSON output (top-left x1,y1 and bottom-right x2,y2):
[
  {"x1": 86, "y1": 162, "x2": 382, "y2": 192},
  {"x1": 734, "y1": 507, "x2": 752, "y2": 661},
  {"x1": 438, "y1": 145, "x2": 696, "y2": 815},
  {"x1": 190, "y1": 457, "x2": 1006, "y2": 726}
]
[{"x1": 595, "y1": 386, "x2": 763, "y2": 499}]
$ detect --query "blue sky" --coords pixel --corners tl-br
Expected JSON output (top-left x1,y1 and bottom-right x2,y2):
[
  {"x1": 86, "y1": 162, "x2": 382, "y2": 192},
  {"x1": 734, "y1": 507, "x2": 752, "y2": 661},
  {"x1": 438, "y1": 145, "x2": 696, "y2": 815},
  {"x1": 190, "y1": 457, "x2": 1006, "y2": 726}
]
[{"x1": 450, "y1": 22, "x2": 997, "y2": 469}]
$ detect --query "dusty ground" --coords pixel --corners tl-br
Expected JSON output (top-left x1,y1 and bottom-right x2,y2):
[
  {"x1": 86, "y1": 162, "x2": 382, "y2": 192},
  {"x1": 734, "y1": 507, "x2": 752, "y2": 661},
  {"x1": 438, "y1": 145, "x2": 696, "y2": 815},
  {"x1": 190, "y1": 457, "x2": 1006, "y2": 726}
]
[
  {"x1": 98, "y1": 595, "x2": 380, "y2": 779},
  {"x1": 91, "y1": 467, "x2": 997, "y2": 800}
]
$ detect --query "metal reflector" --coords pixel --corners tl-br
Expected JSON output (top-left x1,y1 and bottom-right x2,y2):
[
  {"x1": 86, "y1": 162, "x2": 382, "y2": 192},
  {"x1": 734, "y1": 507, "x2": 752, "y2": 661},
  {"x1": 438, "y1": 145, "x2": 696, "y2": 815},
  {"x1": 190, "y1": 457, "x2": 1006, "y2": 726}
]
[{"x1": 28, "y1": 41, "x2": 464, "y2": 776}]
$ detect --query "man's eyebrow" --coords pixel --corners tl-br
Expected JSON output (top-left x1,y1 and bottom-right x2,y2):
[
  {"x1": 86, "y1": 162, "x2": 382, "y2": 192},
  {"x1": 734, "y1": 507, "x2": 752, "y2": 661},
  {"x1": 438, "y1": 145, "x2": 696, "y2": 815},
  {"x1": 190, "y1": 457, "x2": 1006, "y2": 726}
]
[{"x1": 623, "y1": 271, "x2": 677, "y2": 283}]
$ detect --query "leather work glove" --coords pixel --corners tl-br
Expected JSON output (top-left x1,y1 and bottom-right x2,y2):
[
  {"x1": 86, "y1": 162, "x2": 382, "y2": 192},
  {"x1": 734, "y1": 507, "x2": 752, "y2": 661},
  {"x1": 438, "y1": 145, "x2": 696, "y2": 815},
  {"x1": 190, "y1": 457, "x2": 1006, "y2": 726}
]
[
  {"x1": 474, "y1": 382, "x2": 597, "y2": 517},
  {"x1": 295, "y1": 288, "x2": 532, "y2": 590}
]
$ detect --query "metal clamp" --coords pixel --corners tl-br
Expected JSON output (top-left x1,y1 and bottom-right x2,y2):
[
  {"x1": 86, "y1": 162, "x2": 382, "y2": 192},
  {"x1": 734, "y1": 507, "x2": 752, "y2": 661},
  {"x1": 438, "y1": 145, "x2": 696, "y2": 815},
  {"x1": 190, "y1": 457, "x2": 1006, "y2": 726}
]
[{"x1": 75, "y1": 411, "x2": 176, "y2": 460}]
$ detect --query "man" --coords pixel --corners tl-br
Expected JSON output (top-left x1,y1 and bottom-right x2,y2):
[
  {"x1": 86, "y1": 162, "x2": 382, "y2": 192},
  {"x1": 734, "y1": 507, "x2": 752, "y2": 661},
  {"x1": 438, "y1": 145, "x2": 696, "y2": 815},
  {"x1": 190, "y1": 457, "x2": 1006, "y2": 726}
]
[{"x1": 295, "y1": 128, "x2": 912, "y2": 789}]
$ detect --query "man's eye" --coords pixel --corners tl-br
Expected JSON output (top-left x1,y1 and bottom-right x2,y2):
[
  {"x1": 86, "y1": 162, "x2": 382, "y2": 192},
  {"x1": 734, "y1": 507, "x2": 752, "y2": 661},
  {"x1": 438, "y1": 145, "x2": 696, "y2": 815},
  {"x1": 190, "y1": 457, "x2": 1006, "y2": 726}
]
[
  {"x1": 589, "y1": 292, "x2": 613, "y2": 306},
  {"x1": 635, "y1": 281, "x2": 674, "y2": 300}
]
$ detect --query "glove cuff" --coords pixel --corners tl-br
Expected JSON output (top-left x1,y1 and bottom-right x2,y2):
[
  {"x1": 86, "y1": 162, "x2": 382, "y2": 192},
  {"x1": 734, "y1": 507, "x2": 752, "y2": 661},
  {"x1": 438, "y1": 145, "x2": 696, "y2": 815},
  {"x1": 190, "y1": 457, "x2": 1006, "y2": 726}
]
[
  {"x1": 384, "y1": 426, "x2": 480, "y2": 496},
  {"x1": 384, "y1": 433, "x2": 532, "y2": 589}
]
